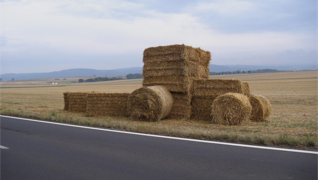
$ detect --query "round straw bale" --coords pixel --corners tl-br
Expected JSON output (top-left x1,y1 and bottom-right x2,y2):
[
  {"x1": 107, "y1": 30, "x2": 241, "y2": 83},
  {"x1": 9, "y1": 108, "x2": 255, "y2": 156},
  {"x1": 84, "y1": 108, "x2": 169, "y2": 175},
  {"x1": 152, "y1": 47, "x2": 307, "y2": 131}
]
[
  {"x1": 211, "y1": 93, "x2": 252, "y2": 125},
  {"x1": 249, "y1": 94, "x2": 271, "y2": 121},
  {"x1": 258, "y1": 95, "x2": 271, "y2": 118},
  {"x1": 128, "y1": 86, "x2": 173, "y2": 122}
]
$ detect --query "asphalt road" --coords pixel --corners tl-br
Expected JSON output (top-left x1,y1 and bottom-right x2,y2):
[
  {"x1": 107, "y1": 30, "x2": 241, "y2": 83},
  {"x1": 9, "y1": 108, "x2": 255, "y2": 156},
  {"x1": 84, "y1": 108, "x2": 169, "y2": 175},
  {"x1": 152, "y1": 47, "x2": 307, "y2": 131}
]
[{"x1": 1, "y1": 116, "x2": 317, "y2": 180}]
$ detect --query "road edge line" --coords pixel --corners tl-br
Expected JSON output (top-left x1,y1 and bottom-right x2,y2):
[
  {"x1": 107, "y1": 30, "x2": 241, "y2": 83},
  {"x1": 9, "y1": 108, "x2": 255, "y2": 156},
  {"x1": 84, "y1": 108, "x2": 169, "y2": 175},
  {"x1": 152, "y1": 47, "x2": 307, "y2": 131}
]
[{"x1": 1, "y1": 115, "x2": 317, "y2": 155}]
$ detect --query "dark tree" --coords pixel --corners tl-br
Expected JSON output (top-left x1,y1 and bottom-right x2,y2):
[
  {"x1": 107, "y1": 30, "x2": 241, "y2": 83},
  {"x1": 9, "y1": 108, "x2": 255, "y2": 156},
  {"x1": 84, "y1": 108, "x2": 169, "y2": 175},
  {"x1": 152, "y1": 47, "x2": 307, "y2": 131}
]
[
  {"x1": 78, "y1": 79, "x2": 84, "y2": 82},
  {"x1": 126, "y1": 73, "x2": 143, "y2": 79}
]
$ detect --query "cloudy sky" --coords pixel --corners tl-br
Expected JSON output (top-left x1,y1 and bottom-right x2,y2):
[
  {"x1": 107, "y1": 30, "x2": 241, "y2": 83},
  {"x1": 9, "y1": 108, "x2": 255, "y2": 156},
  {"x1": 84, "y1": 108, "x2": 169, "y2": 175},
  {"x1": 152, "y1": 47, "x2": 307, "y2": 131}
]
[{"x1": 1, "y1": 0, "x2": 316, "y2": 74}]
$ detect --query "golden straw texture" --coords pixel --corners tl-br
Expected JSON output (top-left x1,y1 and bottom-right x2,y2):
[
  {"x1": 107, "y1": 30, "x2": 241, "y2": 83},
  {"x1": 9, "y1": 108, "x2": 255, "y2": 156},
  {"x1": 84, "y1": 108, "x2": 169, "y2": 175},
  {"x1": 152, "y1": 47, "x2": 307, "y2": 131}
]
[
  {"x1": 258, "y1": 95, "x2": 272, "y2": 118},
  {"x1": 191, "y1": 96, "x2": 218, "y2": 121},
  {"x1": 63, "y1": 92, "x2": 70, "y2": 111},
  {"x1": 167, "y1": 92, "x2": 192, "y2": 120},
  {"x1": 249, "y1": 94, "x2": 271, "y2": 121},
  {"x1": 192, "y1": 79, "x2": 250, "y2": 97},
  {"x1": 191, "y1": 79, "x2": 251, "y2": 121},
  {"x1": 211, "y1": 93, "x2": 252, "y2": 125},
  {"x1": 128, "y1": 86, "x2": 173, "y2": 122},
  {"x1": 242, "y1": 82, "x2": 251, "y2": 96},
  {"x1": 86, "y1": 93, "x2": 130, "y2": 117},
  {"x1": 68, "y1": 92, "x2": 88, "y2": 112},
  {"x1": 142, "y1": 44, "x2": 211, "y2": 92}
]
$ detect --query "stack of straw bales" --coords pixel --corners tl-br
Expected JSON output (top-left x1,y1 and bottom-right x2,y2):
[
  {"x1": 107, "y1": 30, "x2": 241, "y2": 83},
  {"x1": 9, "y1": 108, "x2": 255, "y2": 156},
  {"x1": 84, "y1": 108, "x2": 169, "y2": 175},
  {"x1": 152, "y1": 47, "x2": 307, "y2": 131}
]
[
  {"x1": 68, "y1": 92, "x2": 88, "y2": 112},
  {"x1": 142, "y1": 44, "x2": 211, "y2": 120},
  {"x1": 86, "y1": 93, "x2": 130, "y2": 117},
  {"x1": 191, "y1": 79, "x2": 250, "y2": 121},
  {"x1": 62, "y1": 44, "x2": 272, "y2": 124},
  {"x1": 128, "y1": 86, "x2": 173, "y2": 121},
  {"x1": 142, "y1": 44, "x2": 211, "y2": 92},
  {"x1": 249, "y1": 94, "x2": 272, "y2": 122}
]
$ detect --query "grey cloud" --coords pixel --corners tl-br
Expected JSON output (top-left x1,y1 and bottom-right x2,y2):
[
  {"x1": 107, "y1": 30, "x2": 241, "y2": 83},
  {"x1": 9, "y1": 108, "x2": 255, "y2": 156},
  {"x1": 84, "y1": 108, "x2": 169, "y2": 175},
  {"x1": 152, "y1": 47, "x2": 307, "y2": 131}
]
[{"x1": 188, "y1": 0, "x2": 317, "y2": 34}]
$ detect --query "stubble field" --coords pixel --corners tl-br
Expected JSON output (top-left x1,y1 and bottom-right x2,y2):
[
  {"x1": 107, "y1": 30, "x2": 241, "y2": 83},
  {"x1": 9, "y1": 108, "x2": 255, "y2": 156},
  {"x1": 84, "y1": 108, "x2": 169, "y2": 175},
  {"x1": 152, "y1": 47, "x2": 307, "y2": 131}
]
[{"x1": 1, "y1": 71, "x2": 317, "y2": 150}]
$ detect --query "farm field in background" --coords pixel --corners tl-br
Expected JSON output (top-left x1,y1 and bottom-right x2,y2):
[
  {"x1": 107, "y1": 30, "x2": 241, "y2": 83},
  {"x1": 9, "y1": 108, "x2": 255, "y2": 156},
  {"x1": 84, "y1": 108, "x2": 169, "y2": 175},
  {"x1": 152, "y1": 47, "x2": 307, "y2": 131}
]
[
  {"x1": 0, "y1": 76, "x2": 126, "y2": 86},
  {"x1": 0, "y1": 71, "x2": 317, "y2": 150}
]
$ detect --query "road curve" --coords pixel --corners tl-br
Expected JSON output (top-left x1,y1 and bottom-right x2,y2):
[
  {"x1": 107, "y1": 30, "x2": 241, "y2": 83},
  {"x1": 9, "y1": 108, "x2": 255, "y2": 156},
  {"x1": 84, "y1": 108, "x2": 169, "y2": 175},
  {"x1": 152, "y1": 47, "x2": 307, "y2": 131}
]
[{"x1": 1, "y1": 116, "x2": 317, "y2": 180}]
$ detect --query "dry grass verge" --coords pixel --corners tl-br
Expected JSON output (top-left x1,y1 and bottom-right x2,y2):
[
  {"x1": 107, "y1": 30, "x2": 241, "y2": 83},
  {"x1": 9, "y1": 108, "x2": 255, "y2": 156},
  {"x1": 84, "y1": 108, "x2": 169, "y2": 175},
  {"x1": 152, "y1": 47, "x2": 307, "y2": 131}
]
[{"x1": 1, "y1": 109, "x2": 316, "y2": 150}]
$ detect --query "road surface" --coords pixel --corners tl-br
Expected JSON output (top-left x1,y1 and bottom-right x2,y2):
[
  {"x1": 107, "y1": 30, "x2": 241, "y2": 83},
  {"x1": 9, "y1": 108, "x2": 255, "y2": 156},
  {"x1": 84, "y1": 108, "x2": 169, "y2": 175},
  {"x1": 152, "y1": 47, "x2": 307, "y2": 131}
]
[{"x1": 1, "y1": 116, "x2": 317, "y2": 180}]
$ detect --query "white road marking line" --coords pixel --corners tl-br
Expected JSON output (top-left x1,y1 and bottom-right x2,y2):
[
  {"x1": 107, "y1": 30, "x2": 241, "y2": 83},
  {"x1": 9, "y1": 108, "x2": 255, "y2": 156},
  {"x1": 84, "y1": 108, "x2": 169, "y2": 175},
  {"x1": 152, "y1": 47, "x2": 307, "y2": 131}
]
[
  {"x1": 0, "y1": 145, "x2": 9, "y2": 150},
  {"x1": 1, "y1": 115, "x2": 318, "y2": 155}
]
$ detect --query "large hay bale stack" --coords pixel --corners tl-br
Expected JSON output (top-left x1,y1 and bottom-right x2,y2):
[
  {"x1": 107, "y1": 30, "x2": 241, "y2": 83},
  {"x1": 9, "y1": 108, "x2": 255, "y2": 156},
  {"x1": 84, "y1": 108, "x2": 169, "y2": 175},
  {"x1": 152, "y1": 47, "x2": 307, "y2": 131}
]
[
  {"x1": 63, "y1": 92, "x2": 70, "y2": 111},
  {"x1": 249, "y1": 94, "x2": 272, "y2": 122},
  {"x1": 167, "y1": 92, "x2": 192, "y2": 120},
  {"x1": 128, "y1": 86, "x2": 173, "y2": 122},
  {"x1": 211, "y1": 93, "x2": 252, "y2": 125},
  {"x1": 191, "y1": 79, "x2": 251, "y2": 121},
  {"x1": 142, "y1": 44, "x2": 211, "y2": 93},
  {"x1": 86, "y1": 93, "x2": 130, "y2": 117},
  {"x1": 68, "y1": 92, "x2": 88, "y2": 112}
]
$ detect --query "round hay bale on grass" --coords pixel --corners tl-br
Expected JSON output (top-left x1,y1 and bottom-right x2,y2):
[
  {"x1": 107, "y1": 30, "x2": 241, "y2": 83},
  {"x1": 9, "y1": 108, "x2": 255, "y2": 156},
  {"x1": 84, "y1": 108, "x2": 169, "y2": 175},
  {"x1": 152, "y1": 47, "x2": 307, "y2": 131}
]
[
  {"x1": 258, "y1": 95, "x2": 271, "y2": 118},
  {"x1": 249, "y1": 94, "x2": 271, "y2": 121},
  {"x1": 128, "y1": 86, "x2": 173, "y2": 121},
  {"x1": 211, "y1": 93, "x2": 252, "y2": 125}
]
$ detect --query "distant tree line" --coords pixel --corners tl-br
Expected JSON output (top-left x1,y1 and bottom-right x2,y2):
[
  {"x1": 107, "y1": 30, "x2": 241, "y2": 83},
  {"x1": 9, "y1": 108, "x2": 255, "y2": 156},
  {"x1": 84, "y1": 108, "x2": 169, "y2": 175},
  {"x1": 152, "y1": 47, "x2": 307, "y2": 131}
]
[
  {"x1": 210, "y1": 69, "x2": 279, "y2": 75},
  {"x1": 79, "y1": 76, "x2": 123, "y2": 83},
  {"x1": 126, "y1": 73, "x2": 143, "y2": 79}
]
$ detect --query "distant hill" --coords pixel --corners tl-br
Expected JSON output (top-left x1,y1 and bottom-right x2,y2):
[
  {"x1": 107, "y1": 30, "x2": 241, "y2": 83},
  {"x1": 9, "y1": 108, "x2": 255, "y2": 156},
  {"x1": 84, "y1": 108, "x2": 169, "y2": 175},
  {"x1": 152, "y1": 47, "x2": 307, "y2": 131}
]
[
  {"x1": 0, "y1": 67, "x2": 143, "y2": 81},
  {"x1": 208, "y1": 64, "x2": 316, "y2": 72},
  {"x1": 0, "y1": 64, "x2": 316, "y2": 81}
]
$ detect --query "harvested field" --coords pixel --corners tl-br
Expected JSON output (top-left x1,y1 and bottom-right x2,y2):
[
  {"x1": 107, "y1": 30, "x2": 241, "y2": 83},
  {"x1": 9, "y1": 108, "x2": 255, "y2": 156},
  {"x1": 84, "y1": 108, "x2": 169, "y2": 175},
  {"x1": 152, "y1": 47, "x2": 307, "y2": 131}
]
[
  {"x1": 0, "y1": 81, "x2": 48, "y2": 87},
  {"x1": 0, "y1": 71, "x2": 317, "y2": 150}
]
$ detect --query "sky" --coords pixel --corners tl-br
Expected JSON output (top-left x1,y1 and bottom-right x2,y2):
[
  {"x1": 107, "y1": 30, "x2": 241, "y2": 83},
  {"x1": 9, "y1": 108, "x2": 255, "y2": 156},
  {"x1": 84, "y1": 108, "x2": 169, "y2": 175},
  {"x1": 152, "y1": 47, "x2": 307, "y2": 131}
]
[{"x1": 0, "y1": 0, "x2": 317, "y2": 74}]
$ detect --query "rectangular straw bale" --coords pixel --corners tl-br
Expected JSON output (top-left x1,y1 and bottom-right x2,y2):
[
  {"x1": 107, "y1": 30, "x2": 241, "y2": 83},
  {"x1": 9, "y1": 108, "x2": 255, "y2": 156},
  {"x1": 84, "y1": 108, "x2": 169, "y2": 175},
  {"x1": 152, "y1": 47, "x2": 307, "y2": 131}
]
[
  {"x1": 86, "y1": 93, "x2": 130, "y2": 117},
  {"x1": 68, "y1": 92, "x2": 88, "y2": 112},
  {"x1": 142, "y1": 44, "x2": 211, "y2": 92},
  {"x1": 192, "y1": 79, "x2": 250, "y2": 97},
  {"x1": 143, "y1": 44, "x2": 211, "y2": 66},
  {"x1": 167, "y1": 92, "x2": 192, "y2": 120},
  {"x1": 63, "y1": 92, "x2": 70, "y2": 111},
  {"x1": 143, "y1": 62, "x2": 209, "y2": 78},
  {"x1": 191, "y1": 96, "x2": 218, "y2": 121},
  {"x1": 143, "y1": 76, "x2": 195, "y2": 93}
]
